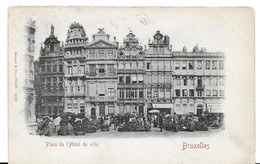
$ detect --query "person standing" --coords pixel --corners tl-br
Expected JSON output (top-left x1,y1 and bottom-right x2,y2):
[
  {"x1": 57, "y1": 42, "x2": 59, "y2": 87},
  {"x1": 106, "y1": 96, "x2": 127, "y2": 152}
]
[
  {"x1": 172, "y1": 112, "x2": 179, "y2": 132},
  {"x1": 158, "y1": 114, "x2": 164, "y2": 132}
]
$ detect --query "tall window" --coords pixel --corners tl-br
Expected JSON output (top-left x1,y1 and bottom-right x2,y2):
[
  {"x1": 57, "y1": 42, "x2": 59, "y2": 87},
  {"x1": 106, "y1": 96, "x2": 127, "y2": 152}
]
[
  {"x1": 205, "y1": 60, "x2": 211, "y2": 70},
  {"x1": 107, "y1": 64, "x2": 114, "y2": 76},
  {"x1": 183, "y1": 78, "x2": 187, "y2": 86},
  {"x1": 153, "y1": 89, "x2": 158, "y2": 99},
  {"x1": 59, "y1": 64, "x2": 63, "y2": 72},
  {"x1": 182, "y1": 89, "x2": 188, "y2": 97},
  {"x1": 188, "y1": 61, "x2": 194, "y2": 70},
  {"x1": 139, "y1": 89, "x2": 144, "y2": 98},
  {"x1": 212, "y1": 60, "x2": 217, "y2": 70},
  {"x1": 126, "y1": 89, "x2": 131, "y2": 98},
  {"x1": 138, "y1": 75, "x2": 144, "y2": 83},
  {"x1": 47, "y1": 65, "x2": 51, "y2": 73},
  {"x1": 89, "y1": 65, "x2": 96, "y2": 76},
  {"x1": 175, "y1": 89, "x2": 180, "y2": 97},
  {"x1": 147, "y1": 62, "x2": 151, "y2": 69},
  {"x1": 197, "y1": 60, "x2": 202, "y2": 70},
  {"x1": 119, "y1": 89, "x2": 124, "y2": 98},
  {"x1": 189, "y1": 89, "x2": 194, "y2": 97},
  {"x1": 206, "y1": 90, "x2": 211, "y2": 97},
  {"x1": 219, "y1": 60, "x2": 224, "y2": 70},
  {"x1": 213, "y1": 90, "x2": 218, "y2": 97},
  {"x1": 147, "y1": 89, "x2": 152, "y2": 99},
  {"x1": 80, "y1": 65, "x2": 84, "y2": 74},
  {"x1": 52, "y1": 65, "x2": 57, "y2": 72},
  {"x1": 175, "y1": 61, "x2": 180, "y2": 70},
  {"x1": 119, "y1": 76, "x2": 124, "y2": 83},
  {"x1": 131, "y1": 89, "x2": 137, "y2": 98},
  {"x1": 126, "y1": 76, "x2": 130, "y2": 84},
  {"x1": 131, "y1": 75, "x2": 137, "y2": 83},
  {"x1": 50, "y1": 43, "x2": 54, "y2": 52},
  {"x1": 68, "y1": 66, "x2": 72, "y2": 75},
  {"x1": 219, "y1": 90, "x2": 224, "y2": 97},
  {"x1": 197, "y1": 90, "x2": 203, "y2": 97},
  {"x1": 181, "y1": 61, "x2": 187, "y2": 70},
  {"x1": 41, "y1": 65, "x2": 45, "y2": 73},
  {"x1": 98, "y1": 65, "x2": 105, "y2": 76}
]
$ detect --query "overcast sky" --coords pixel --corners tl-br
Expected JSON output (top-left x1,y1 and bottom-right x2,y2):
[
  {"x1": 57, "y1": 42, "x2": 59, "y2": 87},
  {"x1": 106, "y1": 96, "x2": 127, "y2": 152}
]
[{"x1": 27, "y1": 7, "x2": 252, "y2": 61}]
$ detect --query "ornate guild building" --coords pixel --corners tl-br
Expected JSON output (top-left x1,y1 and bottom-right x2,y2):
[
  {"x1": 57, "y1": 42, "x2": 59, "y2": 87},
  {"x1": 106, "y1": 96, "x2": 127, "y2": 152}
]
[
  {"x1": 145, "y1": 31, "x2": 173, "y2": 114},
  {"x1": 117, "y1": 31, "x2": 145, "y2": 115},
  {"x1": 38, "y1": 25, "x2": 65, "y2": 116},
  {"x1": 85, "y1": 28, "x2": 118, "y2": 118}
]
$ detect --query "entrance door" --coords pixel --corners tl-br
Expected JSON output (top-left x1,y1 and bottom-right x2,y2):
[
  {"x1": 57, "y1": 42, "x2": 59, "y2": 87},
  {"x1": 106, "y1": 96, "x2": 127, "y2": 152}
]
[
  {"x1": 99, "y1": 103, "x2": 105, "y2": 116},
  {"x1": 91, "y1": 108, "x2": 96, "y2": 119},
  {"x1": 197, "y1": 105, "x2": 203, "y2": 116}
]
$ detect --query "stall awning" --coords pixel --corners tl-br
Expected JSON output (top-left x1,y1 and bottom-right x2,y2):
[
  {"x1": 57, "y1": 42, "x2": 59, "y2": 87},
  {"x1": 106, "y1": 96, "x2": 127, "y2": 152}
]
[
  {"x1": 207, "y1": 103, "x2": 224, "y2": 113},
  {"x1": 152, "y1": 103, "x2": 172, "y2": 108}
]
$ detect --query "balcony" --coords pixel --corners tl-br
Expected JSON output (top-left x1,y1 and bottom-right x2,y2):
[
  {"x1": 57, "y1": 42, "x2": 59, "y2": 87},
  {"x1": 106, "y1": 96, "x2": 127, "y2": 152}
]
[
  {"x1": 196, "y1": 84, "x2": 205, "y2": 90},
  {"x1": 87, "y1": 96, "x2": 117, "y2": 102},
  {"x1": 64, "y1": 92, "x2": 85, "y2": 97}
]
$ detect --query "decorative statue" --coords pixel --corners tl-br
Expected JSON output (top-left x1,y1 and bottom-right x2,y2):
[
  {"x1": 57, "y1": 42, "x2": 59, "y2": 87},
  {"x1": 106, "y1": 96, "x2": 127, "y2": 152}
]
[
  {"x1": 51, "y1": 25, "x2": 54, "y2": 35},
  {"x1": 183, "y1": 46, "x2": 187, "y2": 52},
  {"x1": 67, "y1": 29, "x2": 70, "y2": 39}
]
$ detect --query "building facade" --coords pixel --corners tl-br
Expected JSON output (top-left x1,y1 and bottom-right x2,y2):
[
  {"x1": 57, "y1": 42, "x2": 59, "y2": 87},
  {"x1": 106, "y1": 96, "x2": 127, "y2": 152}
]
[
  {"x1": 63, "y1": 22, "x2": 87, "y2": 115},
  {"x1": 172, "y1": 45, "x2": 225, "y2": 115},
  {"x1": 38, "y1": 25, "x2": 65, "y2": 116},
  {"x1": 117, "y1": 31, "x2": 145, "y2": 115},
  {"x1": 85, "y1": 28, "x2": 118, "y2": 118},
  {"x1": 145, "y1": 31, "x2": 173, "y2": 114},
  {"x1": 24, "y1": 19, "x2": 36, "y2": 124}
]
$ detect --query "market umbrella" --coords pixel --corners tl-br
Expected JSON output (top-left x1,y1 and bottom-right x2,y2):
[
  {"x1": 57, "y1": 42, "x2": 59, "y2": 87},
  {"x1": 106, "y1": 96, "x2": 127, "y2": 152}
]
[{"x1": 148, "y1": 109, "x2": 160, "y2": 113}]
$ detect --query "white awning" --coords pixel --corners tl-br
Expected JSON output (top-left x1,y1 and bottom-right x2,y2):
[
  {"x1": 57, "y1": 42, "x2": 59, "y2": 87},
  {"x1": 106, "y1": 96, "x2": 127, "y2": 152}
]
[{"x1": 152, "y1": 104, "x2": 172, "y2": 108}]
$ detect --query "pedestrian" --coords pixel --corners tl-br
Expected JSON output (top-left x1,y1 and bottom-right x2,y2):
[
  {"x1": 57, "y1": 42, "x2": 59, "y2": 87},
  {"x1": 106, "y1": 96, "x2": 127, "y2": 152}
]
[
  {"x1": 172, "y1": 112, "x2": 179, "y2": 132},
  {"x1": 158, "y1": 114, "x2": 164, "y2": 132}
]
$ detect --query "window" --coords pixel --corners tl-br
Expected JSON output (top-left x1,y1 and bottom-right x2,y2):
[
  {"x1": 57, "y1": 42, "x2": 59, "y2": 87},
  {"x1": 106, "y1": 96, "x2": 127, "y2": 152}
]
[
  {"x1": 53, "y1": 77, "x2": 57, "y2": 82},
  {"x1": 188, "y1": 61, "x2": 194, "y2": 70},
  {"x1": 165, "y1": 75, "x2": 171, "y2": 83},
  {"x1": 125, "y1": 63, "x2": 130, "y2": 69},
  {"x1": 197, "y1": 60, "x2": 202, "y2": 70},
  {"x1": 80, "y1": 106, "x2": 85, "y2": 113},
  {"x1": 175, "y1": 89, "x2": 180, "y2": 97},
  {"x1": 205, "y1": 60, "x2": 211, "y2": 70},
  {"x1": 159, "y1": 74, "x2": 164, "y2": 83},
  {"x1": 47, "y1": 65, "x2": 51, "y2": 73},
  {"x1": 68, "y1": 66, "x2": 72, "y2": 75},
  {"x1": 189, "y1": 78, "x2": 194, "y2": 86},
  {"x1": 131, "y1": 75, "x2": 137, "y2": 83},
  {"x1": 138, "y1": 75, "x2": 144, "y2": 83},
  {"x1": 119, "y1": 89, "x2": 124, "y2": 98},
  {"x1": 107, "y1": 64, "x2": 114, "y2": 76},
  {"x1": 182, "y1": 89, "x2": 188, "y2": 97},
  {"x1": 206, "y1": 90, "x2": 211, "y2": 97},
  {"x1": 41, "y1": 65, "x2": 45, "y2": 73},
  {"x1": 89, "y1": 65, "x2": 96, "y2": 76},
  {"x1": 139, "y1": 89, "x2": 144, "y2": 98},
  {"x1": 147, "y1": 89, "x2": 152, "y2": 99},
  {"x1": 219, "y1": 60, "x2": 224, "y2": 70},
  {"x1": 126, "y1": 76, "x2": 130, "y2": 84},
  {"x1": 158, "y1": 61, "x2": 164, "y2": 71},
  {"x1": 183, "y1": 78, "x2": 187, "y2": 86},
  {"x1": 189, "y1": 89, "x2": 194, "y2": 97},
  {"x1": 176, "y1": 78, "x2": 181, "y2": 86},
  {"x1": 59, "y1": 65, "x2": 63, "y2": 72},
  {"x1": 212, "y1": 78, "x2": 218, "y2": 86},
  {"x1": 175, "y1": 61, "x2": 180, "y2": 70},
  {"x1": 213, "y1": 90, "x2": 218, "y2": 97},
  {"x1": 131, "y1": 89, "x2": 137, "y2": 98},
  {"x1": 182, "y1": 61, "x2": 187, "y2": 70},
  {"x1": 219, "y1": 90, "x2": 224, "y2": 97},
  {"x1": 119, "y1": 62, "x2": 124, "y2": 69},
  {"x1": 108, "y1": 88, "x2": 114, "y2": 97},
  {"x1": 98, "y1": 65, "x2": 105, "y2": 75},
  {"x1": 107, "y1": 49, "x2": 114, "y2": 54},
  {"x1": 165, "y1": 88, "x2": 171, "y2": 98},
  {"x1": 52, "y1": 65, "x2": 57, "y2": 72},
  {"x1": 159, "y1": 88, "x2": 164, "y2": 98},
  {"x1": 131, "y1": 62, "x2": 137, "y2": 68},
  {"x1": 89, "y1": 50, "x2": 95, "y2": 54},
  {"x1": 80, "y1": 65, "x2": 84, "y2": 74},
  {"x1": 197, "y1": 90, "x2": 203, "y2": 97},
  {"x1": 147, "y1": 62, "x2": 151, "y2": 69},
  {"x1": 165, "y1": 61, "x2": 171, "y2": 71},
  {"x1": 59, "y1": 83, "x2": 63, "y2": 91},
  {"x1": 146, "y1": 75, "x2": 152, "y2": 84},
  {"x1": 153, "y1": 89, "x2": 158, "y2": 99},
  {"x1": 119, "y1": 76, "x2": 124, "y2": 83},
  {"x1": 73, "y1": 65, "x2": 78, "y2": 74},
  {"x1": 152, "y1": 75, "x2": 158, "y2": 83},
  {"x1": 98, "y1": 50, "x2": 104, "y2": 54},
  {"x1": 212, "y1": 60, "x2": 217, "y2": 70},
  {"x1": 126, "y1": 89, "x2": 131, "y2": 98},
  {"x1": 219, "y1": 78, "x2": 225, "y2": 86}
]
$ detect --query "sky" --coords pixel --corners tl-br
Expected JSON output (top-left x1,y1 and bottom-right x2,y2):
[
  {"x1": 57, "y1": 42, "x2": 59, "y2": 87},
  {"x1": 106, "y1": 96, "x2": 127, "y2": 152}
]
[{"x1": 27, "y1": 7, "x2": 252, "y2": 61}]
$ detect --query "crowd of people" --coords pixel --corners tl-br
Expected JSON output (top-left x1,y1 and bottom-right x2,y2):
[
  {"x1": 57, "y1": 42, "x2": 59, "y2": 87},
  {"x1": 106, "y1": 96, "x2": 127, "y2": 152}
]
[{"x1": 35, "y1": 111, "x2": 224, "y2": 136}]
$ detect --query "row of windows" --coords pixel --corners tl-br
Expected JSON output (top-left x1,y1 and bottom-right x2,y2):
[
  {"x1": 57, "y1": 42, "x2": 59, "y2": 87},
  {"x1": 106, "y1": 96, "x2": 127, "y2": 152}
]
[
  {"x1": 118, "y1": 89, "x2": 144, "y2": 98},
  {"x1": 146, "y1": 61, "x2": 171, "y2": 71},
  {"x1": 41, "y1": 77, "x2": 63, "y2": 83},
  {"x1": 42, "y1": 97, "x2": 64, "y2": 103},
  {"x1": 41, "y1": 64, "x2": 63, "y2": 73},
  {"x1": 175, "y1": 89, "x2": 224, "y2": 97},
  {"x1": 173, "y1": 78, "x2": 225, "y2": 86},
  {"x1": 174, "y1": 60, "x2": 224, "y2": 70},
  {"x1": 42, "y1": 83, "x2": 64, "y2": 92},
  {"x1": 118, "y1": 62, "x2": 144, "y2": 69},
  {"x1": 118, "y1": 74, "x2": 144, "y2": 84}
]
